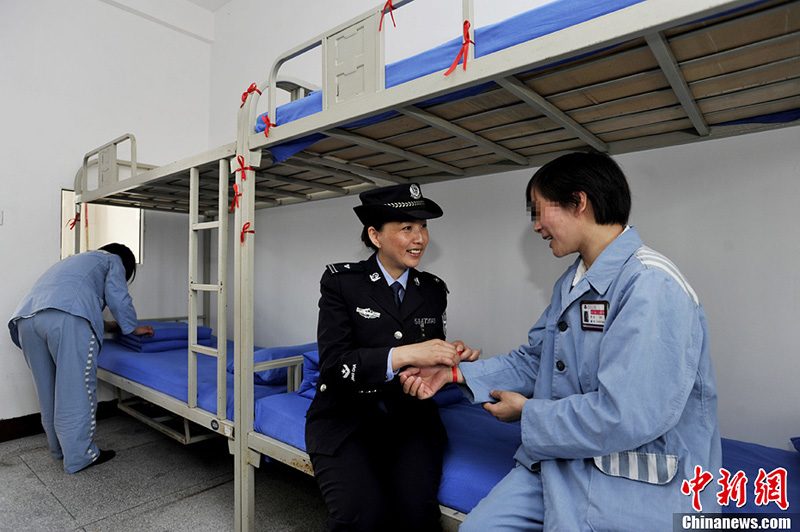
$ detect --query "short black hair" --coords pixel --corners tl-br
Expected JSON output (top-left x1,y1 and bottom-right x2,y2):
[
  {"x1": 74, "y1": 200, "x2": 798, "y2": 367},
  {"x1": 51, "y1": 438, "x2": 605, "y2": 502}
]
[
  {"x1": 99, "y1": 243, "x2": 137, "y2": 282},
  {"x1": 525, "y1": 151, "x2": 631, "y2": 226}
]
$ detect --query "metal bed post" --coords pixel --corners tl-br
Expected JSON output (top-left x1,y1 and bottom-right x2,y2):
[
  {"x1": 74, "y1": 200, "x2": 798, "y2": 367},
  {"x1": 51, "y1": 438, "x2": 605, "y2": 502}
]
[
  {"x1": 188, "y1": 167, "x2": 200, "y2": 411},
  {"x1": 233, "y1": 101, "x2": 260, "y2": 531},
  {"x1": 216, "y1": 158, "x2": 230, "y2": 417},
  {"x1": 73, "y1": 169, "x2": 84, "y2": 257},
  {"x1": 463, "y1": 0, "x2": 474, "y2": 64}
]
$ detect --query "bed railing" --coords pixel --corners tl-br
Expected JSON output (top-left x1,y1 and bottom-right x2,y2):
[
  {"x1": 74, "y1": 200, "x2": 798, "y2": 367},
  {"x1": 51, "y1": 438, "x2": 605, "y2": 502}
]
[
  {"x1": 74, "y1": 133, "x2": 157, "y2": 202},
  {"x1": 238, "y1": 0, "x2": 423, "y2": 133}
]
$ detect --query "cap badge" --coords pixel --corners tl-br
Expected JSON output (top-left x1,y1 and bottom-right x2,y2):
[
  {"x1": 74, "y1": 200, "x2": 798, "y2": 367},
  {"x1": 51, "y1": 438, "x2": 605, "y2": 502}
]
[{"x1": 409, "y1": 184, "x2": 421, "y2": 200}]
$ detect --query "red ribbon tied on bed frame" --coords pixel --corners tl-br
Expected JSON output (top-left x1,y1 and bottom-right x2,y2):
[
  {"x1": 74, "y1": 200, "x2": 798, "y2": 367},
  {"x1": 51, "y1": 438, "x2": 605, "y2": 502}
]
[
  {"x1": 236, "y1": 155, "x2": 252, "y2": 181},
  {"x1": 379, "y1": 0, "x2": 395, "y2": 31},
  {"x1": 444, "y1": 20, "x2": 474, "y2": 76},
  {"x1": 240, "y1": 222, "x2": 255, "y2": 244},
  {"x1": 229, "y1": 183, "x2": 242, "y2": 213},
  {"x1": 261, "y1": 114, "x2": 274, "y2": 137},
  {"x1": 240, "y1": 83, "x2": 262, "y2": 108},
  {"x1": 66, "y1": 213, "x2": 81, "y2": 230}
]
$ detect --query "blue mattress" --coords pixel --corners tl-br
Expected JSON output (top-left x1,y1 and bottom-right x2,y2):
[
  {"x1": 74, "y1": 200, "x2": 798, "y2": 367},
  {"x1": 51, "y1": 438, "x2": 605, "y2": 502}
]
[
  {"x1": 254, "y1": 386, "x2": 800, "y2": 515},
  {"x1": 720, "y1": 438, "x2": 800, "y2": 513},
  {"x1": 98, "y1": 339, "x2": 284, "y2": 420},
  {"x1": 253, "y1": 387, "x2": 520, "y2": 514},
  {"x1": 256, "y1": 0, "x2": 799, "y2": 164},
  {"x1": 256, "y1": 0, "x2": 646, "y2": 163}
]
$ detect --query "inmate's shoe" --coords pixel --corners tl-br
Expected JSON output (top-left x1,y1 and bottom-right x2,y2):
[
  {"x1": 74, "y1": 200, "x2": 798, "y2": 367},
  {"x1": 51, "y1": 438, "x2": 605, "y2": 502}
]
[{"x1": 78, "y1": 449, "x2": 116, "y2": 472}]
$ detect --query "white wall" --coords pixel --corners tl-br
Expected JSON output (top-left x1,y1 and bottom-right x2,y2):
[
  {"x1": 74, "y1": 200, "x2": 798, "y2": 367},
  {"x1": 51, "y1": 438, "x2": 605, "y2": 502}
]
[
  {"x1": 210, "y1": 0, "x2": 800, "y2": 449},
  {"x1": 1, "y1": 0, "x2": 798, "y2": 451},
  {"x1": 0, "y1": 0, "x2": 211, "y2": 420}
]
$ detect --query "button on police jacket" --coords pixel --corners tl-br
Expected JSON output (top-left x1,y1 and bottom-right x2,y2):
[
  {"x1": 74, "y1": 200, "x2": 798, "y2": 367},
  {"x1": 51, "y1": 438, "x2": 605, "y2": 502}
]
[{"x1": 305, "y1": 253, "x2": 449, "y2": 456}]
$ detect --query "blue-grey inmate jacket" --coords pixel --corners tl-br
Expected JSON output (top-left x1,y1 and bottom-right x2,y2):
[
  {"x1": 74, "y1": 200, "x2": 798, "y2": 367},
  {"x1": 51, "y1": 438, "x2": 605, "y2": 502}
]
[
  {"x1": 460, "y1": 227, "x2": 721, "y2": 531},
  {"x1": 9, "y1": 251, "x2": 139, "y2": 347}
]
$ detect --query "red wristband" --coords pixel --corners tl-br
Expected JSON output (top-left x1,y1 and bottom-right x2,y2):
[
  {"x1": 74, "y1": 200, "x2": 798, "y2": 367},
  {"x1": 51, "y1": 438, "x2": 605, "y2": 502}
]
[{"x1": 452, "y1": 366, "x2": 458, "y2": 384}]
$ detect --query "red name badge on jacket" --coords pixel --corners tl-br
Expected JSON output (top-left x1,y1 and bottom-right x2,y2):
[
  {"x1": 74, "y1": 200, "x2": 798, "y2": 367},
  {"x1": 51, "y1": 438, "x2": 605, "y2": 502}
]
[{"x1": 581, "y1": 301, "x2": 608, "y2": 331}]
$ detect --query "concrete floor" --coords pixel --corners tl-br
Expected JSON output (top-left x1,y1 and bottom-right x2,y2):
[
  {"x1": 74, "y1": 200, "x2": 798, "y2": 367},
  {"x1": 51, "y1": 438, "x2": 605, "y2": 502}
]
[{"x1": 0, "y1": 413, "x2": 327, "y2": 532}]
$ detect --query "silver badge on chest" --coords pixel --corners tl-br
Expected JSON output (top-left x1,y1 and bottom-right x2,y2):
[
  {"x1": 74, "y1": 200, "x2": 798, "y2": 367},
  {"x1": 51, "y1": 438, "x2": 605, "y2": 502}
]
[{"x1": 357, "y1": 307, "x2": 381, "y2": 319}]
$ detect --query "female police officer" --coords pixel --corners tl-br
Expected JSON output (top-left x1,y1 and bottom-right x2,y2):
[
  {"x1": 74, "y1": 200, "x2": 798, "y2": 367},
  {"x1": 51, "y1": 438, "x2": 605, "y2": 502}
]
[
  {"x1": 305, "y1": 183, "x2": 471, "y2": 532},
  {"x1": 401, "y1": 153, "x2": 721, "y2": 531},
  {"x1": 9, "y1": 243, "x2": 153, "y2": 474}
]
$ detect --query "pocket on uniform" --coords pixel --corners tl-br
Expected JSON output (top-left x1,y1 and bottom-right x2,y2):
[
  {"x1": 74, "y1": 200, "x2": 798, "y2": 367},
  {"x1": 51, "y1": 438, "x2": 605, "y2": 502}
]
[{"x1": 593, "y1": 451, "x2": 678, "y2": 485}]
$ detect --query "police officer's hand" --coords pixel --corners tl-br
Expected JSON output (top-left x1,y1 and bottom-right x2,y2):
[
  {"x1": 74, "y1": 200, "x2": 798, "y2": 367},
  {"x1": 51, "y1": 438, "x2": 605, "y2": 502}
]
[
  {"x1": 399, "y1": 365, "x2": 451, "y2": 400},
  {"x1": 484, "y1": 390, "x2": 526, "y2": 423},
  {"x1": 453, "y1": 340, "x2": 480, "y2": 361},
  {"x1": 392, "y1": 339, "x2": 459, "y2": 370}
]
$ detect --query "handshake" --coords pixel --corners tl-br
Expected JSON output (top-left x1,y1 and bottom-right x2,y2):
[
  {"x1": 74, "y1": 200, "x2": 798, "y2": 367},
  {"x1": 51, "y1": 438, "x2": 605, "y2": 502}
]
[{"x1": 392, "y1": 339, "x2": 478, "y2": 400}]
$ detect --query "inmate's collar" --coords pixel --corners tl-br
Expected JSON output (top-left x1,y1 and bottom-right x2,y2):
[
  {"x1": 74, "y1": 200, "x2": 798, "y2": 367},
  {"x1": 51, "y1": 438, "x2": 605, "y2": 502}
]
[
  {"x1": 376, "y1": 255, "x2": 409, "y2": 289},
  {"x1": 571, "y1": 226, "x2": 640, "y2": 295},
  {"x1": 572, "y1": 226, "x2": 631, "y2": 287}
]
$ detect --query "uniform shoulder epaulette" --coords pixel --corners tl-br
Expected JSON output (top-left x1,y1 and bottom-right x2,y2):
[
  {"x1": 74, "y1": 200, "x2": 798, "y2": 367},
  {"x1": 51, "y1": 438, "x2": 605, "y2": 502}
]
[
  {"x1": 418, "y1": 271, "x2": 449, "y2": 294},
  {"x1": 326, "y1": 262, "x2": 364, "y2": 275}
]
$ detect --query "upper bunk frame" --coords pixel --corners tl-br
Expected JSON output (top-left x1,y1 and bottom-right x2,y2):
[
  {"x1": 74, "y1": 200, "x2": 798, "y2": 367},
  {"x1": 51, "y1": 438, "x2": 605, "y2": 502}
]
[
  {"x1": 76, "y1": 0, "x2": 800, "y2": 215},
  {"x1": 71, "y1": 0, "x2": 800, "y2": 530}
]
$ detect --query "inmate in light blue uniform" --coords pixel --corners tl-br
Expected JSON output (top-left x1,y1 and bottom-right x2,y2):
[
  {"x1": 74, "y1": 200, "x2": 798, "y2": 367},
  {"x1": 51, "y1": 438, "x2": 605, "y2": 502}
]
[
  {"x1": 9, "y1": 250, "x2": 139, "y2": 473},
  {"x1": 459, "y1": 227, "x2": 721, "y2": 531}
]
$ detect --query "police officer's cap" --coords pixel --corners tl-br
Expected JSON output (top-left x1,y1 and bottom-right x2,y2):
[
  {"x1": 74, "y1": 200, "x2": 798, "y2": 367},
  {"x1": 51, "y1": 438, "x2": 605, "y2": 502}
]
[{"x1": 354, "y1": 183, "x2": 443, "y2": 226}]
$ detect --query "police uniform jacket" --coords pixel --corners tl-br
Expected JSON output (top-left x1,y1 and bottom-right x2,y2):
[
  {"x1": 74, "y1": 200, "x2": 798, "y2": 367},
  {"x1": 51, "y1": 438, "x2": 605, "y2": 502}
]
[{"x1": 305, "y1": 253, "x2": 449, "y2": 456}]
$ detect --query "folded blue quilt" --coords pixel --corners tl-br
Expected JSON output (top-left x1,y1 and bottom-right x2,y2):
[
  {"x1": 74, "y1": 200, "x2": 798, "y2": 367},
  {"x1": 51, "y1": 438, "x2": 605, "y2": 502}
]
[
  {"x1": 98, "y1": 339, "x2": 285, "y2": 420},
  {"x1": 117, "y1": 321, "x2": 213, "y2": 352},
  {"x1": 116, "y1": 336, "x2": 214, "y2": 353}
]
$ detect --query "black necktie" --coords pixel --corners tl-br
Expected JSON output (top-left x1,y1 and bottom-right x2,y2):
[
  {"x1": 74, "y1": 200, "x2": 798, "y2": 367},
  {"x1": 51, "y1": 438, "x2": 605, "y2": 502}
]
[{"x1": 391, "y1": 281, "x2": 403, "y2": 307}]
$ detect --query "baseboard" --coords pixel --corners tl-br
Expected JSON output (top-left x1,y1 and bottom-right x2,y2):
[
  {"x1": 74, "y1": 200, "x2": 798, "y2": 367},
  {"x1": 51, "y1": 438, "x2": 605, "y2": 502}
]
[{"x1": 0, "y1": 400, "x2": 119, "y2": 443}]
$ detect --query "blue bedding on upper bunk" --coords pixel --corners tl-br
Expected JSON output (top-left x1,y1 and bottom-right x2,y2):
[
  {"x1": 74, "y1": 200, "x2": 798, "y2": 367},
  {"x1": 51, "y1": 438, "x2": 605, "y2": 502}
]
[
  {"x1": 255, "y1": 0, "x2": 800, "y2": 164},
  {"x1": 256, "y1": 0, "x2": 646, "y2": 162}
]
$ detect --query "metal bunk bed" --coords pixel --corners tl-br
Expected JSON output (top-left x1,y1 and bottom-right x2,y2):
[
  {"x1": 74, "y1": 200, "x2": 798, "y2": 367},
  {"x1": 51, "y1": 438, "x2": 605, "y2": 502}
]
[
  {"x1": 73, "y1": 134, "x2": 235, "y2": 443},
  {"x1": 70, "y1": 0, "x2": 800, "y2": 530}
]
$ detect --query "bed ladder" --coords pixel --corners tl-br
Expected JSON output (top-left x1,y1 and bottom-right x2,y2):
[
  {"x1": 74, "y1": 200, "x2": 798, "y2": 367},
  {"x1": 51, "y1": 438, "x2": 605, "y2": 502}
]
[{"x1": 188, "y1": 161, "x2": 231, "y2": 434}]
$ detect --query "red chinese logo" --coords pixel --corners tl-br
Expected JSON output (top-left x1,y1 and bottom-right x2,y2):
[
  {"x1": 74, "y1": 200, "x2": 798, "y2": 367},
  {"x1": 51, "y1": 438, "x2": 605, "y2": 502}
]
[
  {"x1": 754, "y1": 468, "x2": 789, "y2": 510},
  {"x1": 681, "y1": 466, "x2": 790, "y2": 511},
  {"x1": 681, "y1": 466, "x2": 714, "y2": 511},
  {"x1": 717, "y1": 468, "x2": 748, "y2": 508}
]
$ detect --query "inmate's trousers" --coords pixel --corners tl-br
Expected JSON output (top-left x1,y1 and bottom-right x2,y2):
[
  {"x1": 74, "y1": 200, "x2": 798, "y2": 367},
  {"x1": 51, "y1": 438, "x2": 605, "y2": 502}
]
[
  {"x1": 460, "y1": 463, "x2": 545, "y2": 532},
  {"x1": 16, "y1": 309, "x2": 100, "y2": 474}
]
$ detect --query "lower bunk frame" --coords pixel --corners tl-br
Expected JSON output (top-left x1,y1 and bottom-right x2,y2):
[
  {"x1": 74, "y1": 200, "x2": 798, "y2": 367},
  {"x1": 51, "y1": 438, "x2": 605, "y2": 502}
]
[
  {"x1": 100, "y1": 354, "x2": 469, "y2": 530},
  {"x1": 246, "y1": 431, "x2": 467, "y2": 531},
  {"x1": 98, "y1": 368, "x2": 235, "y2": 443},
  {"x1": 241, "y1": 356, "x2": 469, "y2": 531}
]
